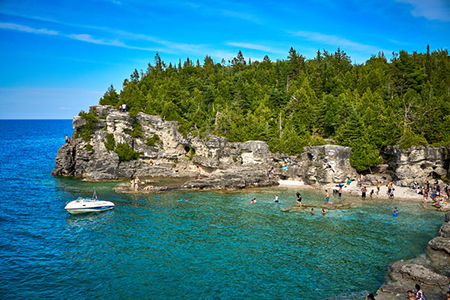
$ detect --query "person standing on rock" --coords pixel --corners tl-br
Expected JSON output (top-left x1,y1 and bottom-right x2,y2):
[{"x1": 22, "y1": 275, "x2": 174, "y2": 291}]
[
  {"x1": 296, "y1": 192, "x2": 302, "y2": 205},
  {"x1": 65, "y1": 134, "x2": 69, "y2": 144},
  {"x1": 135, "y1": 176, "x2": 140, "y2": 191},
  {"x1": 338, "y1": 186, "x2": 342, "y2": 197},
  {"x1": 197, "y1": 166, "x2": 201, "y2": 179},
  {"x1": 377, "y1": 181, "x2": 381, "y2": 195},
  {"x1": 325, "y1": 190, "x2": 329, "y2": 203},
  {"x1": 414, "y1": 284, "x2": 425, "y2": 300},
  {"x1": 361, "y1": 186, "x2": 367, "y2": 200},
  {"x1": 130, "y1": 178, "x2": 135, "y2": 191}
]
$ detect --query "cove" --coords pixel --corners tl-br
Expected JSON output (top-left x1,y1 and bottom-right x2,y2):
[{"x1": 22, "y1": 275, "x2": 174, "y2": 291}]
[{"x1": 0, "y1": 120, "x2": 444, "y2": 299}]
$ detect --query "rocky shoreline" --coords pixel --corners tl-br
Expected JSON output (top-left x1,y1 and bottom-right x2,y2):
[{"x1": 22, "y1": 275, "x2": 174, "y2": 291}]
[{"x1": 52, "y1": 105, "x2": 450, "y2": 299}]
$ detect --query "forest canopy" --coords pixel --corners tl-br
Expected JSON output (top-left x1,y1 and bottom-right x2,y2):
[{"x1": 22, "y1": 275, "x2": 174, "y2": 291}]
[{"x1": 98, "y1": 46, "x2": 450, "y2": 172}]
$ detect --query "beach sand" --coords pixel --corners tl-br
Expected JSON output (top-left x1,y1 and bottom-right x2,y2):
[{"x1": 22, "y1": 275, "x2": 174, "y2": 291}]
[{"x1": 278, "y1": 179, "x2": 424, "y2": 201}]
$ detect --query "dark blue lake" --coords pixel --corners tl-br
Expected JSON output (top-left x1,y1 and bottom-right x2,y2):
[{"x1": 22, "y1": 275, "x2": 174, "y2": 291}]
[{"x1": 0, "y1": 120, "x2": 443, "y2": 299}]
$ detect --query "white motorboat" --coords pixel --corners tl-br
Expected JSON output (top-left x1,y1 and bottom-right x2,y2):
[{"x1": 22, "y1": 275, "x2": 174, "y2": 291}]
[{"x1": 65, "y1": 192, "x2": 114, "y2": 214}]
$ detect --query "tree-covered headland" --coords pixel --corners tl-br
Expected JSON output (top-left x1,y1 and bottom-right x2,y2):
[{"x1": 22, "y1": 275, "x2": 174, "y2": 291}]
[{"x1": 98, "y1": 46, "x2": 450, "y2": 172}]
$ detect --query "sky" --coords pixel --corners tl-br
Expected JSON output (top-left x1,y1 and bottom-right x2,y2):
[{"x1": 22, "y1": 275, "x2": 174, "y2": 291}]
[{"x1": 0, "y1": 0, "x2": 449, "y2": 119}]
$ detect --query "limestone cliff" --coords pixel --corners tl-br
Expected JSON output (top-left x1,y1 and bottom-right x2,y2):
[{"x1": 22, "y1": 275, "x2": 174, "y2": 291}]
[{"x1": 52, "y1": 105, "x2": 358, "y2": 187}]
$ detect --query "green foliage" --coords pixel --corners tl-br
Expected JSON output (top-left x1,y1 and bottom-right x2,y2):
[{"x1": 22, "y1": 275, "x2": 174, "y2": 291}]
[
  {"x1": 85, "y1": 143, "x2": 93, "y2": 152},
  {"x1": 78, "y1": 110, "x2": 98, "y2": 142},
  {"x1": 186, "y1": 147, "x2": 195, "y2": 160},
  {"x1": 105, "y1": 133, "x2": 115, "y2": 151},
  {"x1": 114, "y1": 143, "x2": 136, "y2": 162},
  {"x1": 146, "y1": 134, "x2": 162, "y2": 146},
  {"x1": 130, "y1": 120, "x2": 143, "y2": 138},
  {"x1": 96, "y1": 48, "x2": 450, "y2": 164},
  {"x1": 399, "y1": 127, "x2": 428, "y2": 150}
]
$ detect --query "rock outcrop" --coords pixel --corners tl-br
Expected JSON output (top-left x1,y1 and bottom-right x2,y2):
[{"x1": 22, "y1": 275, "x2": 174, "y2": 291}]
[
  {"x1": 52, "y1": 105, "x2": 358, "y2": 187},
  {"x1": 376, "y1": 212, "x2": 450, "y2": 300},
  {"x1": 383, "y1": 146, "x2": 449, "y2": 187}
]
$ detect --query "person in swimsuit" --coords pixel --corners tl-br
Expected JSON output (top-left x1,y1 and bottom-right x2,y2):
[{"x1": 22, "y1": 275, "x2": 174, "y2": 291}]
[
  {"x1": 322, "y1": 208, "x2": 326, "y2": 215},
  {"x1": 310, "y1": 208, "x2": 314, "y2": 215},
  {"x1": 361, "y1": 186, "x2": 367, "y2": 200},
  {"x1": 250, "y1": 198, "x2": 256, "y2": 204},
  {"x1": 377, "y1": 181, "x2": 381, "y2": 195},
  {"x1": 325, "y1": 190, "x2": 329, "y2": 203},
  {"x1": 296, "y1": 192, "x2": 302, "y2": 205},
  {"x1": 274, "y1": 195, "x2": 279, "y2": 203},
  {"x1": 338, "y1": 186, "x2": 342, "y2": 197}
]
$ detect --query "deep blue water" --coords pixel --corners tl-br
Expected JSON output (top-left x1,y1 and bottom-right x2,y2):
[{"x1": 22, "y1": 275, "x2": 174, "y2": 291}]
[{"x1": 0, "y1": 120, "x2": 444, "y2": 300}]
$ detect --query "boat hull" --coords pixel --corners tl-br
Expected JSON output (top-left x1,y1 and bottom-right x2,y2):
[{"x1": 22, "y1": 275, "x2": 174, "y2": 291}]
[{"x1": 65, "y1": 198, "x2": 115, "y2": 214}]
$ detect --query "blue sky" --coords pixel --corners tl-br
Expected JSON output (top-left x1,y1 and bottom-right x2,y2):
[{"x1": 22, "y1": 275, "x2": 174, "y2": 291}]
[{"x1": 0, "y1": 0, "x2": 449, "y2": 119}]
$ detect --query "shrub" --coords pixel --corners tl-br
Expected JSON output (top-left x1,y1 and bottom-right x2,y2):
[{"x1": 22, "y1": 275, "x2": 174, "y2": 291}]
[
  {"x1": 130, "y1": 120, "x2": 143, "y2": 138},
  {"x1": 78, "y1": 110, "x2": 98, "y2": 142},
  {"x1": 114, "y1": 143, "x2": 134, "y2": 162},
  {"x1": 146, "y1": 134, "x2": 161, "y2": 146},
  {"x1": 85, "y1": 143, "x2": 93, "y2": 151},
  {"x1": 186, "y1": 147, "x2": 195, "y2": 160},
  {"x1": 105, "y1": 133, "x2": 115, "y2": 151}
]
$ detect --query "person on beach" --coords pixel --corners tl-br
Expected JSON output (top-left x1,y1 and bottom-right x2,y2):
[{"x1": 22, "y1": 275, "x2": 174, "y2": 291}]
[
  {"x1": 325, "y1": 190, "x2": 329, "y2": 203},
  {"x1": 377, "y1": 181, "x2": 381, "y2": 195},
  {"x1": 274, "y1": 195, "x2": 279, "y2": 203},
  {"x1": 296, "y1": 192, "x2": 302, "y2": 205},
  {"x1": 387, "y1": 181, "x2": 393, "y2": 196},
  {"x1": 414, "y1": 284, "x2": 425, "y2": 300},
  {"x1": 322, "y1": 208, "x2": 326, "y2": 215},
  {"x1": 361, "y1": 186, "x2": 367, "y2": 200},
  {"x1": 310, "y1": 208, "x2": 314, "y2": 215},
  {"x1": 370, "y1": 189, "x2": 374, "y2": 200},
  {"x1": 250, "y1": 198, "x2": 256, "y2": 204}
]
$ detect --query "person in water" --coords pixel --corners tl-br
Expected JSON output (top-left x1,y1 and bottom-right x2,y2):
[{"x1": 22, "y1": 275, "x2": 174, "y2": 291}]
[
  {"x1": 296, "y1": 192, "x2": 302, "y2": 205},
  {"x1": 322, "y1": 208, "x2": 326, "y2": 215},
  {"x1": 274, "y1": 195, "x2": 279, "y2": 203},
  {"x1": 250, "y1": 198, "x2": 256, "y2": 204},
  {"x1": 325, "y1": 190, "x2": 329, "y2": 203},
  {"x1": 310, "y1": 208, "x2": 314, "y2": 215}
]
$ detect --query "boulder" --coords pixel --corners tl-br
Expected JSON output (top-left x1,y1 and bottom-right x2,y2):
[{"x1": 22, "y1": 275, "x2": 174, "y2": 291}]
[
  {"x1": 397, "y1": 263, "x2": 448, "y2": 286},
  {"x1": 428, "y1": 236, "x2": 450, "y2": 255}
]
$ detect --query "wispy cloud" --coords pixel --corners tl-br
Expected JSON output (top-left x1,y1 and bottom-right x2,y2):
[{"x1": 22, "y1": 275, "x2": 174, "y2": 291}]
[
  {"x1": 396, "y1": 0, "x2": 450, "y2": 22},
  {"x1": 0, "y1": 21, "x2": 234, "y2": 60},
  {"x1": 228, "y1": 42, "x2": 286, "y2": 55},
  {"x1": 0, "y1": 22, "x2": 58, "y2": 35},
  {"x1": 291, "y1": 30, "x2": 389, "y2": 54}
]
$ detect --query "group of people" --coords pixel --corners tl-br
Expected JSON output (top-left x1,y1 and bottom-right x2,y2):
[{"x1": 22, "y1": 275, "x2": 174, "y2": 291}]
[
  {"x1": 366, "y1": 283, "x2": 430, "y2": 300},
  {"x1": 119, "y1": 103, "x2": 128, "y2": 112},
  {"x1": 413, "y1": 180, "x2": 450, "y2": 205},
  {"x1": 130, "y1": 176, "x2": 141, "y2": 191}
]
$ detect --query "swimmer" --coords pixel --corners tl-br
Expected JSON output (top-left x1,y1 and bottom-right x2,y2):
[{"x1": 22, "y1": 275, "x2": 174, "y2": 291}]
[
  {"x1": 311, "y1": 208, "x2": 314, "y2": 215},
  {"x1": 250, "y1": 198, "x2": 256, "y2": 204},
  {"x1": 274, "y1": 195, "x2": 279, "y2": 203},
  {"x1": 322, "y1": 208, "x2": 326, "y2": 215}
]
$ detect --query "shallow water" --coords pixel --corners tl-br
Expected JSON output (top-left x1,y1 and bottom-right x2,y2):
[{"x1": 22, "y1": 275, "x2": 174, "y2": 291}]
[{"x1": 0, "y1": 120, "x2": 444, "y2": 299}]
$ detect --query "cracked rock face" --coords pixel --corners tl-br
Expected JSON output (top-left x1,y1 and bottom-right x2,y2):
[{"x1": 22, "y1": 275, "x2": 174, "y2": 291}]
[
  {"x1": 52, "y1": 105, "x2": 360, "y2": 184},
  {"x1": 383, "y1": 146, "x2": 449, "y2": 187}
]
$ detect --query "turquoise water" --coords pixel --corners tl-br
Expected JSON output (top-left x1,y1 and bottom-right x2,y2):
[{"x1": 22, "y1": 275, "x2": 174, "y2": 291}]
[{"x1": 0, "y1": 120, "x2": 444, "y2": 299}]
